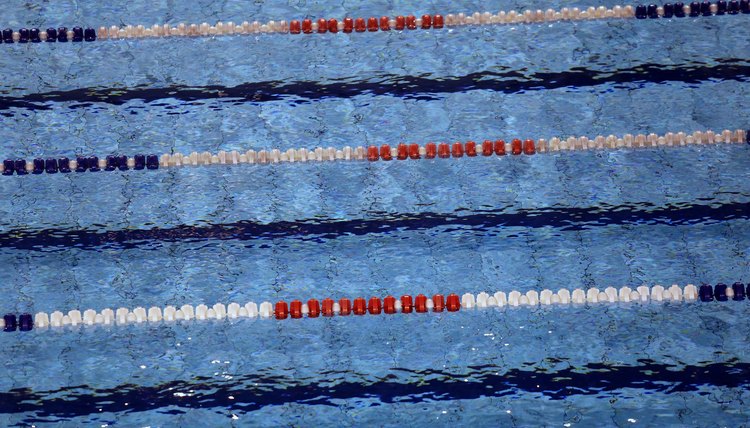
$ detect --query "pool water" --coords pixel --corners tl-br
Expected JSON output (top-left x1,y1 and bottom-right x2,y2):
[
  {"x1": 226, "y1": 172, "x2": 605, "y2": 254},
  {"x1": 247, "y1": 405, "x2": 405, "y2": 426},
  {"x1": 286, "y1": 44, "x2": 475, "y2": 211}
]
[{"x1": 1, "y1": 0, "x2": 750, "y2": 426}]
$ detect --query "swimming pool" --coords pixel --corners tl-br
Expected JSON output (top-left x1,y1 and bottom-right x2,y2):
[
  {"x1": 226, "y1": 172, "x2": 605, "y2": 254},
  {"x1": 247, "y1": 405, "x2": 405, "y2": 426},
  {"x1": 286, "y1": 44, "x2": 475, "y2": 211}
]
[{"x1": 1, "y1": 0, "x2": 749, "y2": 426}]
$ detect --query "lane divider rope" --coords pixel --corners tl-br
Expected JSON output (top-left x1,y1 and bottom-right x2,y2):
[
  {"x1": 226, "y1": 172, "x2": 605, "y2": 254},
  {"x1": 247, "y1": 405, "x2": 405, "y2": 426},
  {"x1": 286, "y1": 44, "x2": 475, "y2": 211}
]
[
  {"x1": 3, "y1": 283, "x2": 746, "y2": 332},
  {"x1": 2, "y1": 129, "x2": 747, "y2": 177},
  {"x1": 1, "y1": 2, "x2": 748, "y2": 45}
]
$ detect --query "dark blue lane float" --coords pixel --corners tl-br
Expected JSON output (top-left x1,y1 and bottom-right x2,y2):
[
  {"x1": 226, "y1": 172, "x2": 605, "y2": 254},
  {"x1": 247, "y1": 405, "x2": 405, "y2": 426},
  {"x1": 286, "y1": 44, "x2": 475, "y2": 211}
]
[
  {"x1": 1, "y1": 26, "x2": 95, "y2": 43},
  {"x1": 698, "y1": 283, "x2": 749, "y2": 302},
  {"x1": 636, "y1": 0, "x2": 749, "y2": 17},
  {"x1": 2, "y1": 154, "x2": 159, "y2": 176}
]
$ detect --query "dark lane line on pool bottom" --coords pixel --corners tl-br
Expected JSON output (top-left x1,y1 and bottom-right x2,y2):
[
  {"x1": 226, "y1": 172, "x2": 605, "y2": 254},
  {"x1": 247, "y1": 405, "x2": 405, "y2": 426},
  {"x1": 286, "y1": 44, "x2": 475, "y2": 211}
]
[
  {"x1": 0, "y1": 199, "x2": 747, "y2": 251},
  {"x1": 0, "y1": 59, "x2": 748, "y2": 112},
  {"x1": 2, "y1": 360, "x2": 748, "y2": 418}
]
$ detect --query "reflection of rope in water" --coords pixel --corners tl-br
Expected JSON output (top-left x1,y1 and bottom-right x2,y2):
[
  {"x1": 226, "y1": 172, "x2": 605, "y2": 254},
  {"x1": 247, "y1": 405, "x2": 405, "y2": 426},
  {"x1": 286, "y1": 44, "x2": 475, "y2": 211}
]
[
  {"x1": 3, "y1": 283, "x2": 745, "y2": 332},
  {"x1": 1, "y1": 2, "x2": 749, "y2": 44},
  {"x1": 2, "y1": 128, "x2": 747, "y2": 177}
]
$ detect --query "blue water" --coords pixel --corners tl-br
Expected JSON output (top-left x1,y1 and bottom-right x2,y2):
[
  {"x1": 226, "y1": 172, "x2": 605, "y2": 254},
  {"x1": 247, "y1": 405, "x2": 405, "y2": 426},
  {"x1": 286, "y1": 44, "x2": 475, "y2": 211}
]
[{"x1": 1, "y1": 1, "x2": 750, "y2": 426}]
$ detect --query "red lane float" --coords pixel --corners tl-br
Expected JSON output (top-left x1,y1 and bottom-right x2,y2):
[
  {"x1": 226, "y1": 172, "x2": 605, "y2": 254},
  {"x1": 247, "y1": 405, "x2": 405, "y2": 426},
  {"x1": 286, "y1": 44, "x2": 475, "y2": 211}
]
[
  {"x1": 421, "y1": 15, "x2": 432, "y2": 29},
  {"x1": 426, "y1": 142, "x2": 437, "y2": 159},
  {"x1": 275, "y1": 301, "x2": 289, "y2": 319},
  {"x1": 397, "y1": 143, "x2": 408, "y2": 160},
  {"x1": 446, "y1": 294, "x2": 461, "y2": 311},
  {"x1": 395, "y1": 15, "x2": 406, "y2": 30},
  {"x1": 355, "y1": 17, "x2": 366, "y2": 32},
  {"x1": 380, "y1": 16, "x2": 391, "y2": 30},
  {"x1": 368, "y1": 297, "x2": 382, "y2": 314},
  {"x1": 328, "y1": 19, "x2": 339, "y2": 33},
  {"x1": 290, "y1": 300, "x2": 303, "y2": 318},
  {"x1": 281, "y1": 13, "x2": 471, "y2": 36},
  {"x1": 406, "y1": 15, "x2": 417, "y2": 30},
  {"x1": 511, "y1": 139, "x2": 523, "y2": 155},
  {"x1": 451, "y1": 142, "x2": 464, "y2": 158},
  {"x1": 384, "y1": 296, "x2": 397, "y2": 314},
  {"x1": 438, "y1": 143, "x2": 450, "y2": 158},
  {"x1": 367, "y1": 145, "x2": 379, "y2": 161},
  {"x1": 271, "y1": 293, "x2": 462, "y2": 320},
  {"x1": 360, "y1": 139, "x2": 537, "y2": 163},
  {"x1": 353, "y1": 297, "x2": 367, "y2": 315},
  {"x1": 433, "y1": 294, "x2": 445, "y2": 312},
  {"x1": 339, "y1": 298, "x2": 352, "y2": 315},
  {"x1": 409, "y1": 143, "x2": 420, "y2": 159},
  {"x1": 524, "y1": 139, "x2": 536, "y2": 155},
  {"x1": 433, "y1": 15, "x2": 445, "y2": 28},
  {"x1": 401, "y1": 295, "x2": 414, "y2": 313},
  {"x1": 343, "y1": 18, "x2": 354, "y2": 33},
  {"x1": 285, "y1": 14, "x2": 447, "y2": 35},
  {"x1": 482, "y1": 140, "x2": 493, "y2": 156},
  {"x1": 290, "y1": 20, "x2": 301, "y2": 34},
  {"x1": 495, "y1": 140, "x2": 506, "y2": 155},
  {"x1": 380, "y1": 144, "x2": 393, "y2": 161},
  {"x1": 308, "y1": 299, "x2": 321, "y2": 317}
]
